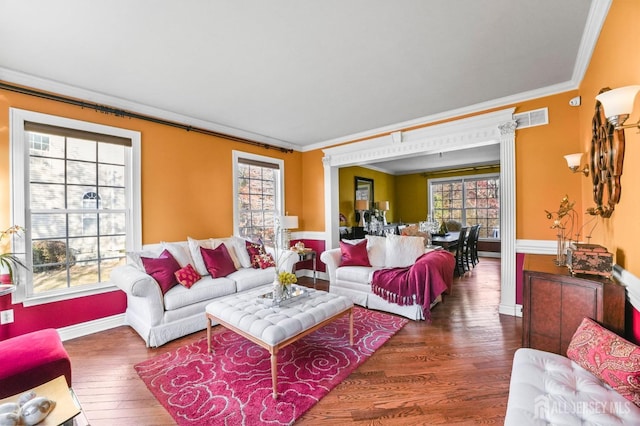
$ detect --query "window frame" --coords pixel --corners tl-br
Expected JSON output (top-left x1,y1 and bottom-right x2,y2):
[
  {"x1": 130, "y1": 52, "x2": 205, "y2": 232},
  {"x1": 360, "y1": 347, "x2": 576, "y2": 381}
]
[
  {"x1": 428, "y1": 172, "x2": 500, "y2": 240},
  {"x1": 232, "y1": 150, "x2": 285, "y2": 244},
  {"x1": 9, "y1": 108, "x2": 141, "y2": 306}
]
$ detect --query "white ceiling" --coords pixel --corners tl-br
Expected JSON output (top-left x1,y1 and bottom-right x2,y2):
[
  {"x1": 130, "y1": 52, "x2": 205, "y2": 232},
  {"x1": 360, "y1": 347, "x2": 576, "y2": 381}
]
[{"x1": 0, "y1": 1, "x2": 608, "y2": 173}]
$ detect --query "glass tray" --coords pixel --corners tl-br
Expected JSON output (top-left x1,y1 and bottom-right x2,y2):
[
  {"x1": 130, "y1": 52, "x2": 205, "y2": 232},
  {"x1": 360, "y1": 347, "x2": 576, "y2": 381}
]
[{"x1": 258, "y1": 284, "x2": 308, "y2": 307}]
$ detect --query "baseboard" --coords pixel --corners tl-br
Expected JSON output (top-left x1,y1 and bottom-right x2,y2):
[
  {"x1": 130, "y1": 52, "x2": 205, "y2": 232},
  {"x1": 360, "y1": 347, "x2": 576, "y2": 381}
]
[
  {"x1": 295, "y1": 269, "x2": 329, "y2": 282},
  {"x1": 499, "y1": 303, "x2": 522, "y2": 317},
  {"x1": 57, "y1": 313, "x2": 126, "y2": 342}
]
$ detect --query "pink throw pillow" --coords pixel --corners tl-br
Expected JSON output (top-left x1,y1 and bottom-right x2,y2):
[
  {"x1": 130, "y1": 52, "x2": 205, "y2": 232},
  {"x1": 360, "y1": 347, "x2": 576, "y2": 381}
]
[
  {"x1": 340, "y1": 240, "x2": 371, "y2": 267},
  {"x1": 200, "y1": 244, "x2": 237, "y2": 278},
  {"x1": 174, "y1": 264, "x2": 201, "y2": 288},
  {"x1": 141, "y1": 249, "x2": 181, "y2": 295},
  {"x1": 567, "y1": 317, "x2": 640, "y2": 406}
]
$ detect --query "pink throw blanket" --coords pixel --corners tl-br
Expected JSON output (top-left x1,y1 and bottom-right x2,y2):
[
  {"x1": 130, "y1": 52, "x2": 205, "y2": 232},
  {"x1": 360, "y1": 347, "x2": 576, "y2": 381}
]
[{"x1": 371, "y1": 250, "x2": 455, "y2": 320}]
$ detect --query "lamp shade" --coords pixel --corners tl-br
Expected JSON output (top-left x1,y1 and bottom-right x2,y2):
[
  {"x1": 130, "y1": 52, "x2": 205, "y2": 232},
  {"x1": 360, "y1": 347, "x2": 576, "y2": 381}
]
[
  {"x1": 595, "y1": 85, "x2": 640, "y2": 119},
  {"x1": 282, "y1": 215, "x2": 298, "y2": 229},
  {"x1": 378, "y1": 200, "x2": 390, "y2": 211},
  {"x1": 564, "y1": 153, "x2": 583, "y2": 168},
  {"x1": 355, "y1": 200, "x2": 368, "y2": 211}
]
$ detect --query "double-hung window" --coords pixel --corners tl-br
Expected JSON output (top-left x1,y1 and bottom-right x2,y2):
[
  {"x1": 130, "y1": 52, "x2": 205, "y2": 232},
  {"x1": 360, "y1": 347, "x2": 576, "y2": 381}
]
[
  {"x1": 233, "y1": 151, "x2": 284, "y2": 245},
  {"x1": 10, "y1": 108, "x2": 141, "y2": 304},
  {"x1": 429, "y1": 173, "x2": 500, "y2": 239}
]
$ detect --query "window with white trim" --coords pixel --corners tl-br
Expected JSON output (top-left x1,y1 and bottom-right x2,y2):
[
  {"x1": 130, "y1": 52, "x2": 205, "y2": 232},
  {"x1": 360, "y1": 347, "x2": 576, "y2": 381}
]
[
  {"x1": 233, "y1": 151, "x2": 284, "y2": 245},
  {"x1": 429, "y1": 174, "x2": 500, "y2": 239},
  {"x1": 10, "y1": 108, "x2": 141, "y2": 303}
]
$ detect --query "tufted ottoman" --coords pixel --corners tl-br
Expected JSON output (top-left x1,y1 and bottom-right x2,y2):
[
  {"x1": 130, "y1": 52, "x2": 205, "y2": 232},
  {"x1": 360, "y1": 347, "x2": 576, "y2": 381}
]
[
  {"x1": 505, "y1": 348, "x2": 640, "y2": 424},
  {"x1": 205, "y1": 285, "x2": 354, "y2": 398}
]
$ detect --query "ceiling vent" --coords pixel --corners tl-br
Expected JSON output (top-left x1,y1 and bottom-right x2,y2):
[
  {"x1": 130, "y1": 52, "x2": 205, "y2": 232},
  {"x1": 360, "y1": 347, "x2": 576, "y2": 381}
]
[{"x1": 513, "y1": 107, "x2": 548, "y2": 129}]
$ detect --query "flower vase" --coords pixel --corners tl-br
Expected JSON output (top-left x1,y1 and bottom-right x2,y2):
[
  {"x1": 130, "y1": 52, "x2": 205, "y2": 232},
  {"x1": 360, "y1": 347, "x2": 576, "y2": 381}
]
[
  {"x1": 555, "y1": 232, "x2": 567, "y2": 266},
  {"x1": 272, "y1": 278, "x2": 282, "y2": 304},
  {"x1": 282, "y1": 283, "x2": 292, "y2": 299}
]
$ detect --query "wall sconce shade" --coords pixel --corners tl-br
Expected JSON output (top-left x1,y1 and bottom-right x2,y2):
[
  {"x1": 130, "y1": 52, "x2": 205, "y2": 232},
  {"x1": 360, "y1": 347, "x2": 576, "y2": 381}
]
[
  {"x1": 378, "y1": 201, "x2": 390, "y2": 211},
  {"x1": 564, "y1": 153, "x2": 589, "y2": 177},
  {"x1": 595, "y1": 85, "x2": 640, "y2": 128}
]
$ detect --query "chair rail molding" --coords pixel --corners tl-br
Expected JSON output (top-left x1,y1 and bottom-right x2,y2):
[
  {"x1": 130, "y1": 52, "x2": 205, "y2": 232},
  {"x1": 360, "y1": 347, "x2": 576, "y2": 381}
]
[{"x1": 322, "y1": 107, "x2": 519, "y2": 316}]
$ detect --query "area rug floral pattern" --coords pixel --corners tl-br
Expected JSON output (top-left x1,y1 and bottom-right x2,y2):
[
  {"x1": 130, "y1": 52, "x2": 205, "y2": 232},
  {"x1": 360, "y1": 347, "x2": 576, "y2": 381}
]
[{"x1": 135, "y1": 307, "x2": 407, "y2": 425}]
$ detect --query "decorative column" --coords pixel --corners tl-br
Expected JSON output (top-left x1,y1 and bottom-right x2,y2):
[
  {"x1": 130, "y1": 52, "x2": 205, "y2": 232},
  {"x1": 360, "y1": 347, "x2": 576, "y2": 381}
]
[{"x1": 498, "y1": 120, "x2": 518, "y2": 316}]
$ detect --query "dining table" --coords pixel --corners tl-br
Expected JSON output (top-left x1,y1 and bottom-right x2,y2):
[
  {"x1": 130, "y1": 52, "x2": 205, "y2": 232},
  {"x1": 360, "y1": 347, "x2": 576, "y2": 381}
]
[{"x1": 431, "y1": 231, "x2": 460, "y2": 250}]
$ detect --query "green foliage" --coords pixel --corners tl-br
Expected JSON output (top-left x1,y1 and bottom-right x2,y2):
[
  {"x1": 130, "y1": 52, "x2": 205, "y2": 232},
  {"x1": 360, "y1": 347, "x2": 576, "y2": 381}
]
[{"x1": 32, "y1": 240, "x2": 76, "y2": 271}]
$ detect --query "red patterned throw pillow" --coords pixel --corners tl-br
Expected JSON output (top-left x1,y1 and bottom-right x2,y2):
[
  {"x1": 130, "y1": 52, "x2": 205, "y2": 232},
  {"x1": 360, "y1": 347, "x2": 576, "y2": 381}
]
[
  {"x1": 339, "y1": 240, "x2": 371, "y2": 267},
  {"x1": 200, "y1": 244, "x2": 237, "y2": 278},
  {"x1": 246, "y1": 240, "x2": 274, "y2": 269},
  {"x1": 256, "y1": 252, "x2": 276, "y2": 269},
  {"x1": 567, "y1": 317, "x2": 640, "y2": 406},
  {"x1": 141, "y1": 249, "x2": 181, "y2": 295},
  {"x1": 174, "y1": 264, "x2": 201, "y2": 288}
]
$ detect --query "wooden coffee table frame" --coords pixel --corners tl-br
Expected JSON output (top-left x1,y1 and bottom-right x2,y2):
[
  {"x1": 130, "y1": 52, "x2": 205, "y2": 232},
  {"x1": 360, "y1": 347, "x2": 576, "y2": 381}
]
[{"x1": 206, "y1": 306, "x2": 353, "y2": 399}]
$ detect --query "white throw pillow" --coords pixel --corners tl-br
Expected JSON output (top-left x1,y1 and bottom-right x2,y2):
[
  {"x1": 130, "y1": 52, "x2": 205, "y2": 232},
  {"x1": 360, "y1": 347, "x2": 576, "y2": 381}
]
[
  {"x1": 160, "y1": 242, "x2": 193, "y2": 268},
  {"x1": 385, "y1": 234, "x2": 425, "y2": 268},
  {"x1": 126, "y1": 249, "x2": 160, "y2": 271},
  {"x1": 365, "y1": 235, "x2": 386, "y2": 267},
  {"x1": 229, "y1": 235, "x2": 252, "y2": 268},
  {"x1": 187, "y1": 236, "x2": 215, "y2": 276},
  {"x1": 211, "y1": 238, "x2": 242, "y2": 270}
]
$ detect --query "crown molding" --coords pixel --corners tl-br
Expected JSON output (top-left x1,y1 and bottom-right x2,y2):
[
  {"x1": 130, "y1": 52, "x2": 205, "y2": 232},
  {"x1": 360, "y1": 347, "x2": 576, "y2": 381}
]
[
  {"x1": 0, "y1": 67, "x2": 295, "y2": 151},
  {"x1": 322, "y1": 108, "x2": 515, "y2": 168}
]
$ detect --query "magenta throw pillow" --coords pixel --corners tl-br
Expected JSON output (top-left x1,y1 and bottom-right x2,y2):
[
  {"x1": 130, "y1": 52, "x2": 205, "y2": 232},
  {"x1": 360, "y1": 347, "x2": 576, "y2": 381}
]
[
  {"x1": 200, "y1": 244, "x2": 237, "y2": 278},
  {"x1": 340, "y1": 240, "x2": 371, "y2": 267},
  {"x1": 174, "y1": 264, "x2": 201, "y2": 288},
  {"x1": 141, "y1": 249, "x2": 181, "y2": 295},
  {"x1": 567, "y1": 317, "x2": 640, "y2": 406}
]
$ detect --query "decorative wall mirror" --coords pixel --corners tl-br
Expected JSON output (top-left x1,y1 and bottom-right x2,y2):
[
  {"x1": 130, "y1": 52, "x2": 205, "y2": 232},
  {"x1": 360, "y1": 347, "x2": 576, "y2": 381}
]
[
  {"x1": 588, "y1": 88, "x2": 626, "y2": 218},
  {"x1": 354, "y1": 176, "x2": 374, "y2": 224}
]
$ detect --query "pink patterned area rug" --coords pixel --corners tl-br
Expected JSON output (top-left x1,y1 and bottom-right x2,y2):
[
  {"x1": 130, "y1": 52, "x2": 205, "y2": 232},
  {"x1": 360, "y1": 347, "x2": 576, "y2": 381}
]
[{"x1": 135, "y1": 307, "x2": 407, "y2": 425}]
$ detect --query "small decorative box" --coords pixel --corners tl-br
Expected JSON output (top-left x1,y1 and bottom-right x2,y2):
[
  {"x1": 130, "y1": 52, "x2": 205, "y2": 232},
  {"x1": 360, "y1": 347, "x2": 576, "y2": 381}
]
[{"x1": 566, "y1": 243, "x2": 613, "y2": 278}]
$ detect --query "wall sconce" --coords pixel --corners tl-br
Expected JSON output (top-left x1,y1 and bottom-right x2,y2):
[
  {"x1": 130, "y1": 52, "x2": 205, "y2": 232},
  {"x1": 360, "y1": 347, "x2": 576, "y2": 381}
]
[
  {"x1": 563, "y1": 153, "x2": 589, "y2": 177},
  {"x1": 281, "y1": 215, "x2": 298, "y2": 249},
  {"x1": 595, "y1": 85, "x2": 640, "y2": 130},
  {"x1": 377, "y1": 200, "x2": 390, "y2": 225},
  {"x1": 355, "y1": 200, "x2": 368, "y2": 227}
]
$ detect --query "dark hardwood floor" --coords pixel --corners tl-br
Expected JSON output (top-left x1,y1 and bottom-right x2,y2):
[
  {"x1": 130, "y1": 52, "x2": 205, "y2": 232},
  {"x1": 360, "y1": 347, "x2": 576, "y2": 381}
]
[{"x1": 64, "y1": 257, "x2": 521, "y2": 425}]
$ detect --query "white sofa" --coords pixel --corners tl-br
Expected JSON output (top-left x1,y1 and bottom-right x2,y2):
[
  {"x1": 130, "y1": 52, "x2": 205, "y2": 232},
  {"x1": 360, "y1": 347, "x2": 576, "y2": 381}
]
[
  {"x1": 321, "y1": 234, "x2": 449, "y2": 320},
  {"x1": 505, "y1": 347, "x2": 640, "y2": 424},
  {"x1": 111, "y1": 237, "x2": 297, "y2": 347}
]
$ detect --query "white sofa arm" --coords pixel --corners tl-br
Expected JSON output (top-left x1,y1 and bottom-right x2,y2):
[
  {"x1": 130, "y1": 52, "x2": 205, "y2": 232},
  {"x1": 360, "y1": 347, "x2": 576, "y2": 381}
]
[
  {"x1": 265, "y1": 247, "x2": 298, "y2": 273},
  {"x1": 320, "y1": 248, "x2": 342, "y2": 285},
  {"x1": 111, "y1": 264, "x2": 161, "y2": 298}
]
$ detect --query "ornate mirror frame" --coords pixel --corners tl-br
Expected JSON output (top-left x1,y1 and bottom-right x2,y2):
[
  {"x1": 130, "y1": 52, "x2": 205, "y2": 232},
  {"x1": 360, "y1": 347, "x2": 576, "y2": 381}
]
[
  {"x1": 588, "y1": 88, "x2": 626, "y2": 218},
  {"x1": 354, "y1": 176, "x2": 374, "y2": 224}
]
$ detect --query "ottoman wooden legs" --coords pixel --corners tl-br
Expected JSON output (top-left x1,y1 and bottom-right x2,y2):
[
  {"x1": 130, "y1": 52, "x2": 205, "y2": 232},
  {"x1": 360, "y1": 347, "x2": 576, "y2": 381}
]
[{"x1": 206, "y1": 306, "x2": 354, "y2": 399}]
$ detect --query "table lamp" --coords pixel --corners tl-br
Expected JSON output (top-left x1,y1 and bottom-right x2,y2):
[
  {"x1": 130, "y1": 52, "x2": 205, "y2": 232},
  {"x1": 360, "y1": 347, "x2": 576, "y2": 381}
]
[{"x1": 355, "y1": 200, "x2": 368, "y2": 227}]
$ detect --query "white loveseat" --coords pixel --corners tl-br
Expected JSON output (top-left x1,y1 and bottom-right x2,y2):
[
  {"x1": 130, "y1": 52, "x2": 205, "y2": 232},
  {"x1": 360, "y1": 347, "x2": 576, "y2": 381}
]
[
  {"x1": 111, "y1": 236, "x2": 297, "y2": 347},
  {"x1": 321, "y1": 234, "x2": 450, "y2": 320}
]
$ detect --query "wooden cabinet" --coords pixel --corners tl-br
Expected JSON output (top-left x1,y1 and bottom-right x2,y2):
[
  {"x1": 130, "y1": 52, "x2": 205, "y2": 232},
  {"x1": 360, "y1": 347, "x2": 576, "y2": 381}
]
[{"x1": 522, "y1": 254, "x2": 625, "y2": 355}]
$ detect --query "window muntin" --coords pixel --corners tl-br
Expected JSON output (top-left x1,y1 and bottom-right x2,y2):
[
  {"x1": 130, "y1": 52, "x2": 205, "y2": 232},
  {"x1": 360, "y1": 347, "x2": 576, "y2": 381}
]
[
  {"x1": 233, "y1": 152, "x2": 284, "y2": 245},
  {"x1": 429, "y1": 174, "x2": 500, "y2": 239},
  {"x1": 10, "y1": 108, "x2": 141, "y2": 303}
]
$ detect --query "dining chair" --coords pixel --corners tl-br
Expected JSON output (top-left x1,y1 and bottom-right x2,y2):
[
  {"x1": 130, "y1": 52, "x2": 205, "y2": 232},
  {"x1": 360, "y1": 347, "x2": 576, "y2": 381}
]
[
  {"x1": 464, "y1": 225, "x2": 480, "y2": 270},
  {"x1": 471, "y1": 224, "x2": 481, "y2": 266},
  {"x1": 454, "y1": 227, "x2": 468, "y2": 277}
]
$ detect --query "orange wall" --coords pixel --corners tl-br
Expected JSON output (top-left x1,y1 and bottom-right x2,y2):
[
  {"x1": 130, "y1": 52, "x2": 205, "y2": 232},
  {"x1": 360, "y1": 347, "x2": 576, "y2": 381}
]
[
  {"x1": 577, "y1": 0, "x2": 640, "y2": 274},
  {"x1": 0, "y1": 88, "x2": 303, "y2": 243}
]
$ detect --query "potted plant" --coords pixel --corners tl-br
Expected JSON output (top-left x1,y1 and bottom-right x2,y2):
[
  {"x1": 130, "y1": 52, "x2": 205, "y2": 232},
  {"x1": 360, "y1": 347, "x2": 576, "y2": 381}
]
[{"x1": 0, "y1": 225, "x2": 27, "y2": 285}]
